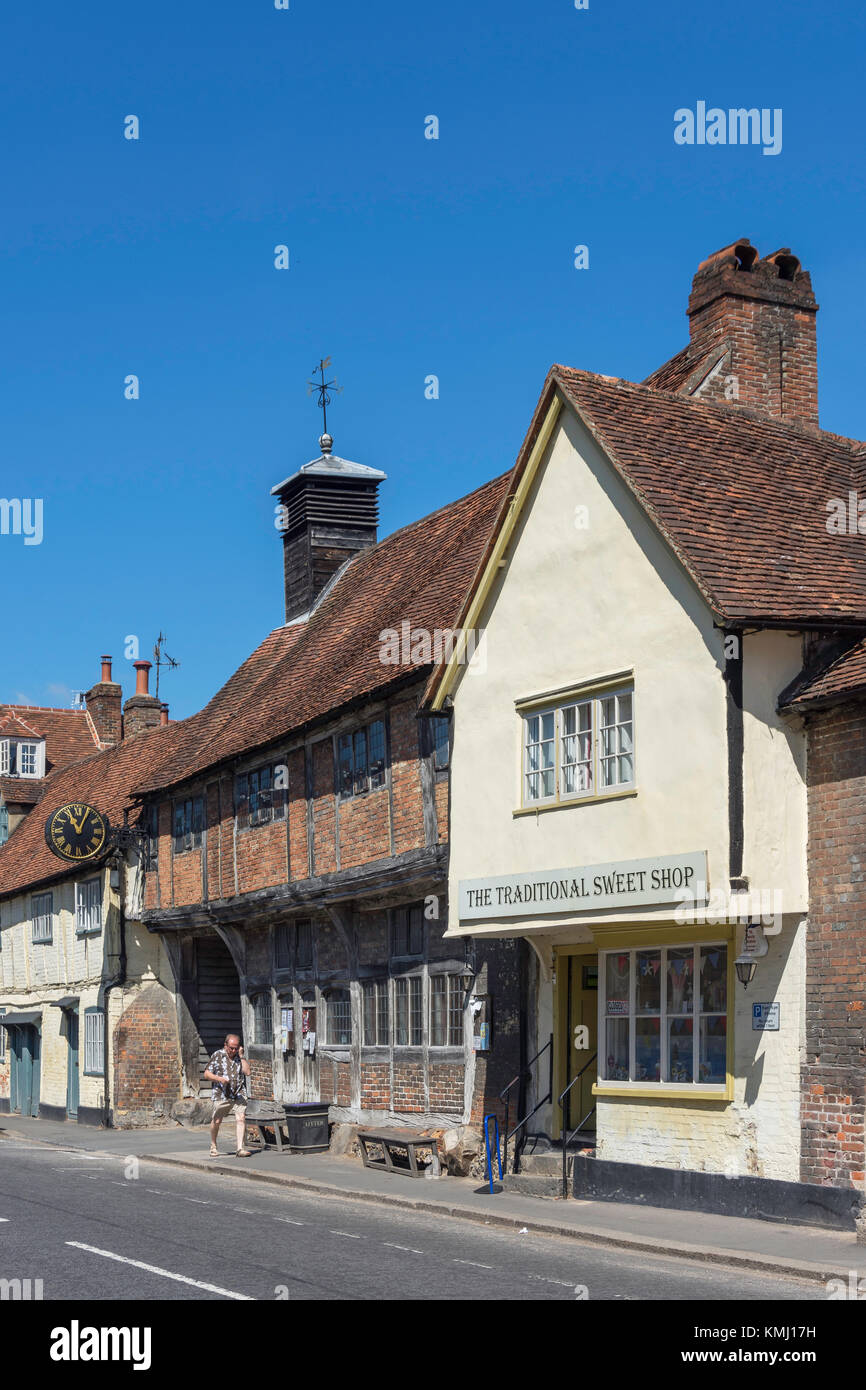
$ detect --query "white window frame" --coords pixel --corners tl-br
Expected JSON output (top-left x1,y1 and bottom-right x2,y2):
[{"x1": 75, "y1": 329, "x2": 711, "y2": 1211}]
[
  {"x1": 429, "y1": 973, "x2": 465, "y2": 1048},
  {"x1": 0, "y1": 740, "x2": 8, "y2": 775},
  {"x1": 31, "y1": 892, "x2": 53, "y2": 944},
  {"x1": 75, "y1": 878, "x2": 102, "y2": 936},
  {"x1": 598, "y1": 942, "x2": 728, "y2": 1092},
  {"x1": 0, "y1": 739, "x2": 45, "y2": 778},
  {"x1": 83, "y1": 1008, "x2": 105, "y2": 1076},
  {"x1": 521, "y1": 684, "x2": 635, "y2": 807}
]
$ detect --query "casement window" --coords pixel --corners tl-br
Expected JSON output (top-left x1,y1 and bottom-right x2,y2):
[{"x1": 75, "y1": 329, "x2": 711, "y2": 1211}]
[
  {"x1": 600, "y1": 943, "x2": 728, "y2": 1088},
  {"x1": 275, "y1": 919, "x2": 313, "y2": 971},
  {"x1": 0, "y1": 805, "x2": 7, "y2": 846},
  {"x1": 394, "y1": 976, "x2": 423, "y2": 1046},
  {"x1": 252, "y1": 991, "x2": 273, "y2": 1045},
  {"x1": 522, "y1": 685, "x2": 634, "y2": 806},
  {"x1": 430, "y1": 974, "x2": 464, "y2": 1047},
  {"x1": 31, "y1": 892, "x2": 53, "y2": 945},
  {"x1": 391, "y1": 903, "x2": 424, "y2": 958},
  {"x1": 235, "y1": 764, "x2": 287, "y2": 829},
  {"x1": 335, "y1": 719, "x2": 386, "y2": 798},
  {"x1": 362, "y1": 980, "x2": 389, "y2": 1045},
  {"x1": 83, "y1": 1009, "x2": 105, "y2": 1076},
  {"x1": 326, "y1": 989, "x2": 352, "y2": 1045},
  {"x1": 0, "y1": 739, "x2": 45, "y2": 779},
  {"x1": 75, "y1": 879, "x2": 102, "y2": 936},
  {"x1": 422, "y1": 715, "x2": 450, "y2": 771},
  {"x1": 142, "y1": 805, "x2": 159, "y2": 869},
  {"x1": 173, "y1": 797, "x2": 204, "y2": 853}
]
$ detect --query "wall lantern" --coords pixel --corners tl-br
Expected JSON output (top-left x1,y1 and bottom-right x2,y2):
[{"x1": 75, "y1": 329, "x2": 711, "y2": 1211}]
[{"x1": 734, "y1": 922, "x2": 767, "y2": 990}]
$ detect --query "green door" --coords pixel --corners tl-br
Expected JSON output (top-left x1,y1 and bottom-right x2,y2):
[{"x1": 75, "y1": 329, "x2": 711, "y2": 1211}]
[
  {"x1": 11, "y1": 1026, "x2": 40, "y2": 1117},
  {"x1": 66, "y1": 1011, "x2": 79, "y2": 1118}
]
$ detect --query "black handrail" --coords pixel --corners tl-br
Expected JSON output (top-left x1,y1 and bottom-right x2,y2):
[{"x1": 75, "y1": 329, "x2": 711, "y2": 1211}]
[
  {"x1": 558, "y1": 1052, "x2": 597, "y2": 1199},
  {"x1": 499, "y1": 1034, "x2": 553, "y2": 1174}
]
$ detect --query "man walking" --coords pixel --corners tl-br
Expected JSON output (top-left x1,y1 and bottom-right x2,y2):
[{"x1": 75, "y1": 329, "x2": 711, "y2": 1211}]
[{"x1": 205, "y1": 1033, "x2": 253, "y2": 1157}]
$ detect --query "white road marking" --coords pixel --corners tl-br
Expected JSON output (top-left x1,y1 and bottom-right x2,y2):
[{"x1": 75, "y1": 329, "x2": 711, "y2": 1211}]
[
  {"x1": 0, "y1": 1218, "x2": 8, "y2": 1222},
  {"x1": 527, "y1": 1274, "x2": 575, "y2": 1288},
  {"x1": 65, "y1": 1242, "x2": 253, "y2": 1300},
  {"x1": 330, "y1": 1230, "x2": 364, "y2": 1239},
  {"x1": 274, "y1": 1217, "x2": 305, "y2": 1225},
  {"x1": 453, "y1": 1259, "x2": 493, "y2": 1270},
  {"x1": 383, "y1": 1242, "x2": 423, "y2": 1254},
  {"x1": 145, "y1": 1189, "x2": 166, "y2": 1195},
  {"x1": 180, "y1": 1196, "x2": 210, "y2": 1204},
  {"x1": 232, "y1": 1208, "x2": 259, "y2": 1215}
]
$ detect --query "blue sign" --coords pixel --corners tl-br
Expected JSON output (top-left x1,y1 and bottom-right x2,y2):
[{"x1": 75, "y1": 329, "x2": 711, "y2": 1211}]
[{"x1": 752, "y1": 1002, "x2": 780, "y2": 1031}]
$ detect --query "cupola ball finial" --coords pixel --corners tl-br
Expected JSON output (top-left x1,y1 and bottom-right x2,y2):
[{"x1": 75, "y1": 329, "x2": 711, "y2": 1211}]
[{"x1": 319, "y1": 432, "x2": 333, "y2": 455}]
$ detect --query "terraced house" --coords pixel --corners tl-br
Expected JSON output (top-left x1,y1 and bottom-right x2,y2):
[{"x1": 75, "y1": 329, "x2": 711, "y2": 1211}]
[
  {"x1": 130, "y1": 433, "x2": 522, "y2": 1137},
  {"x1": 0, "y1": 662, "x2": 175, "y2": 1125},
  {"x1": 430, "y1": 237, "x2": 866, "y2": 1202}
]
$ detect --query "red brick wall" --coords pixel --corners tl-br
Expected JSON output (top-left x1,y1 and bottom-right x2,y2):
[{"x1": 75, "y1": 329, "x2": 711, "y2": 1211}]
[
  {"x1": 311, "y1": 738, "x2": 337, "y2": 874},
  {"x1": 112, "y1": 984, "x2": 181, "y2": 1112},
  {"x1": 173, "y1": 846, "x2": 203, "y2": 907},
  {"x1": 338, "y1": 788, "x2": 390, "y2": 869},
  {"x1": 287, "y1": 748, "x2": 308, "y2": 878},
  {"x1": 335, "y1": 1059, "x2": 351, "y2": 1106},
  {"x1": 802, "y1": 704, "x2": 866, "y2": 1187},
  {"x1": 319, "y1": 1060, "x2": 335, "y2": 1103},
  {"x1": 393, "y1": 1061, "x2": 425, "y2": 1112},
  {"x1": 428, "y1": 1063, "x2": 462, "y2": 1112},
  {"x1": 248, "y1": 1058, "x2": 274, "y2": 1103},
  {"x1": 360, "y1": 1062, "x2": 390, "y2": 1110},
  {"x1": 390, "y1": 700, "x2": 426, "y2": 854},
  {"x1": 236, "y1": 821, "x2": 286, "y2": 895}
]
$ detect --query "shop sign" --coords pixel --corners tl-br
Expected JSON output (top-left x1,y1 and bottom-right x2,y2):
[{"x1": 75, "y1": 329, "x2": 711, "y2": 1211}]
[{"x1": 459, "y1": 852, "x2": 708, "y2": 921}]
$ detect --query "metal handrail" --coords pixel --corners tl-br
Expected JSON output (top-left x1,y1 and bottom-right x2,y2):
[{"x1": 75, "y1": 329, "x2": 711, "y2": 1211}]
[
  {"x1": 558, "y1": 1052, "x2": 597, "y2": 1199},
  {"x1": 499, "y1": 1034, "x2": 553, "y2": 1174}
]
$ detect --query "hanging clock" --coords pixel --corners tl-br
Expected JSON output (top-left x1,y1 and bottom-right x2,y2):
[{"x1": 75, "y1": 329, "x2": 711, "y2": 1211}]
[{"x1": 44, "y1": 803, "x2": 111, "y2": 863}]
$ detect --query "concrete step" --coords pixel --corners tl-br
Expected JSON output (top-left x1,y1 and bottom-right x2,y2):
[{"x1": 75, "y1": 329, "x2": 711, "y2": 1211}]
[{"x1": 503, "y1": 1173, "x2": 563, "y2": 1199}]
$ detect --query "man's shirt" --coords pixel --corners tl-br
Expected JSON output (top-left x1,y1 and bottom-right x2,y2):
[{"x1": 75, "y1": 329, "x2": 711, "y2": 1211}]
[{"x1": 208, "y1": 1048, "x2": 249, "y2": 1103}]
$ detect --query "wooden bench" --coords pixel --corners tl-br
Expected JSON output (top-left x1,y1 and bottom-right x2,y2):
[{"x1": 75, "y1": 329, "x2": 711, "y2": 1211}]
[
  {"x1": 244, "y1": 1102, "x2": 291, "y2": 1155},
  {"x1": 357, "y1": 1128, "x2": 441, "y2": 1179}
]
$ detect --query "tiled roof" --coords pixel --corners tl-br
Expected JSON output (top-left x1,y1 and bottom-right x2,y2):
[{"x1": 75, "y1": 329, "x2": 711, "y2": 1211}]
[
  {"x1": 0, "y1": 778, "x2": 43, "y2": 806},
  {"x1": 780, "y1": 639, "x2": 866, "y2": 710},
  {"x1": 642, "y1": 344, "x2": 698, "y2": 392},
  {"x1": 0, "y1": 705, "x2": 100, "y2": 772},
  {"x1": 133, "y1": 473, "x2": 511, "y2": 797},
  {"x1": 0, "y1": 713, "x2": 45, "y2": 739},
  {"x1": 0, "y1": 724, "x2": 171, "y2": 900},
  {"x1": 552, "y1": 366, "x2": 866, "y2": 624}
]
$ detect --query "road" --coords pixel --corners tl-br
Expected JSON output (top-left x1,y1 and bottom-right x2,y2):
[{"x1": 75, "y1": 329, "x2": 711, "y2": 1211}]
[{"x1": 0, "y1": 1137, "x2": 823, "y2": 1301}]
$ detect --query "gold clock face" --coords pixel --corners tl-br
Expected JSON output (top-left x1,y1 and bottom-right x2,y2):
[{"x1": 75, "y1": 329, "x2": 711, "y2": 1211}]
[{"x1": 44, "y1": 803, "x2": 110, "y2": 863}]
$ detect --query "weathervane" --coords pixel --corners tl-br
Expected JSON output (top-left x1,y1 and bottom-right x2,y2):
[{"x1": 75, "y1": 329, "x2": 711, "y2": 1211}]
[{"x1": 306, "y1": 357, "x2": 343, "y2": 445}]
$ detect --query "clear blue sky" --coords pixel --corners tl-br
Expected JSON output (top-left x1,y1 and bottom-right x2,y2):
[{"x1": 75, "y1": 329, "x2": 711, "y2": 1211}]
[{"x1": 3, "y1": 0, "x2": 864, "y2": 717}]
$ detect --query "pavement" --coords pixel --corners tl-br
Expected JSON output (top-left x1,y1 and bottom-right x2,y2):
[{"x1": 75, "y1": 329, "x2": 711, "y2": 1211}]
[{"x1": 2, "y1": 1112, "x2": 865, "y2": 1287}]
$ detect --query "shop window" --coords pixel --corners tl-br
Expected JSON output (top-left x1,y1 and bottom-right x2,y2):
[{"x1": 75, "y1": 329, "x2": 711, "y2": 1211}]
[
  {"x1": 173, "y1": 797, "x2": 204, "y2": 854},
  {"x1": 235, "y1": 764, "x2": 287, "y2": 829},
  {"x1": 362, "y1": 980, "x2": 389, "y2": 1045},
  {"x1": 31, "y1": 892, "x2": 53, "y2": 945},
  {"x1": 394, "y1": 976, "x2": 422, "y2": 1046},
  {"x1": 83, "y1": 1009, "x2": 105, "y2": 1076},
  {"x1": 601, "y1": 943, "x2": 727, "y2": 1087},
  {"x1": 522, "y1": 685, "x2": 634, "y2": 806},
  {"x1": 335, "y1": 719, "x2": 386, "y2": 798},
  {"x1": 391, "y1": 903, "x2": 424, "y2": 958},
  {"x1": 326, "y1": 989, "x2": 352, "y2": 1045},
  {"x1": 75, "y1": 879, "x2": 102, "y2": 936},
  {"x1": 252, "y1": 992, "x2": 273, "y2": 1045},
  {"x1": 430, "y1": 974, "x2": 464, "y2": 1047}
]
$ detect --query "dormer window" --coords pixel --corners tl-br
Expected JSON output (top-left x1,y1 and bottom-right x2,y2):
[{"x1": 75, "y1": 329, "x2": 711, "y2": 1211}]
[{"x1": 0, "y1": 738, "x2": 45, "y2": 778}]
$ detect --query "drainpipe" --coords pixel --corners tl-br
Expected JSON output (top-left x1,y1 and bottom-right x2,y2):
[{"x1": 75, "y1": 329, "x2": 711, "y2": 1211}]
[{"x1": 102, "y1": 852, "x2": 128, "y2": 1127}]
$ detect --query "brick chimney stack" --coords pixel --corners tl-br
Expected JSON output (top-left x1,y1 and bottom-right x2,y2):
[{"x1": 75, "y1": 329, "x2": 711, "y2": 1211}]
[
  {"x1": 686, "y1": 238, "x2": 819, "y2": 428},
  {"x1": 271, "y1": 434, "x2": 387, "y2": 624},
  {"x1": 123, "y1": 661, "x2": 163, "y2": 737},
  {"x1": 85, "y1": 655, "x2": 123, "y2": 747}
]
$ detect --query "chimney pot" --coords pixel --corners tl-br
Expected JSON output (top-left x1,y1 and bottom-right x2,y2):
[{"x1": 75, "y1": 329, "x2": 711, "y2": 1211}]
[
  {"x1": 100, "y1": 655, "x2": 113, "y2": 683},
  {"x1": 160, "y1": 703, "x2": 169, "y2": 726},
  {"x1": 133, "y1": 660, "x2": 152, "y2": 696}
]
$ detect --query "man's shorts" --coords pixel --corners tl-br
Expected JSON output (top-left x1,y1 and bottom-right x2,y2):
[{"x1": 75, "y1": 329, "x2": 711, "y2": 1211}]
[{"x1": 212, "y1": 1099, "x2": 247, "y2": 1121}]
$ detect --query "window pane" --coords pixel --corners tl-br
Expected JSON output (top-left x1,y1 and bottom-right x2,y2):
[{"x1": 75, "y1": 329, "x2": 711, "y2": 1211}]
[
  {"x1": 635, "y1": 1016, "x2": 660, "y2": 1083},
  {"x1": 667, "y1": 1017, "x2": 693, "y2": 1082},
  {"x1": 448, "y1": 976, "x2": 463, "y2": 1046},
  {"x1": 337, "y1": 734, "x2": 353, "y2": 796},
  {"x1": 432, "y1": 718, "x2": 449, "y2": 770},
  {"x1": 392, "y1": 908, "x2": 408, "y2": 956},
  {"x1": 394, "y1": 979, "x2": 408, "y2": 1045},
  {"x1": 605, "y1": 952, "x2": 630, "y2": 1011},
  {"x1": 667, "y1": 948, "x2": 694, "y2": 1014},
  {"x1": 275, "y1": 923, "x2": 291, "y2": 969},
  {"x1": 254, "y1": 993, "x2": 273, "y2": 1044},
  {"x1": 377, "y1": 982, "x2": 389, "y2": 1044},
  {"x1": 369, "y1": 720, "x2": 386, "y2": 786},
  {"x1": 409, "y1": 977, "x2": 422, "y2": 1045},
  {"x1": 635, "y1": 950, "x2": 661, "y2": 1013},
  {"x1": 353, "y1": 729, "x2": 368, "y2": 795},
  {"x1": 363, "y1": 982, "x2": 376, "y2": 1044},
  {"x1": 296, "y1": 920, "x2": 313, "y2": 968},
  {"x1": 430, "y1": 976, "x2": 446, "y2": 1046},
  {"x1": 605, "y1": 1018, "x2": 629, "y2": 1081},
  {"x1": 328, "y1": 990, "x2": 351, "y2": 1045},
  {"x1": 699, "y1": 1016, "x2": 726, "y2": 1084},
  {"x1": 699, "y1": 945, "x2": 726, "y2": 1014},
  {"x1": 408, "y1": 904, "x2": 423, "y2": 955}
]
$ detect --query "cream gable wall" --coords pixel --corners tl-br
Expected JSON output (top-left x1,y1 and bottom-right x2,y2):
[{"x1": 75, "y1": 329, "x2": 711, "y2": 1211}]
[{"x1": 447, "y1": 403, "x2": 808, "y2": 932}]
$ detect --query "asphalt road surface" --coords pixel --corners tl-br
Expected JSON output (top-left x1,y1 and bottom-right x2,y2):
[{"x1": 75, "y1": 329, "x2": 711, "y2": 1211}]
[{"x1": 0, "y1": 1137, "x2": 823, "y2": 1302}]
